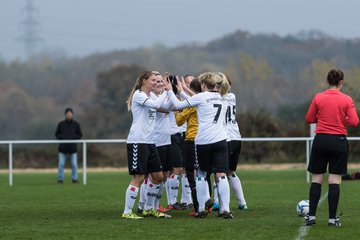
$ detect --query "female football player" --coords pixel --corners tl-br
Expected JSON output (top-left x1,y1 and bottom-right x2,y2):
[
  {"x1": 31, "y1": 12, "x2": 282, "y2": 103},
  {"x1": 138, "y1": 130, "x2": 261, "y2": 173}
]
[
  {"x1": 175, "y1": 78, "x2": 202, "y2": 216},
  {"x1": 122, "y1": 71, "x2": 169, "y2": 219},
  {"x1": 304, "y1": 69, "x2": 359, "y2": 227},
  {"x1": 166, "y1": 72, "x2": 234, "y2": 219}
]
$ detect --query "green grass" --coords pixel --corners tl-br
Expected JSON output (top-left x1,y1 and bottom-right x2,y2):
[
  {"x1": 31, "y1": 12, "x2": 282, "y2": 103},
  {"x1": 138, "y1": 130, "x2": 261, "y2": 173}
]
[{"x1": 1, "y1": 169, "x2": 360, "y2": 240}]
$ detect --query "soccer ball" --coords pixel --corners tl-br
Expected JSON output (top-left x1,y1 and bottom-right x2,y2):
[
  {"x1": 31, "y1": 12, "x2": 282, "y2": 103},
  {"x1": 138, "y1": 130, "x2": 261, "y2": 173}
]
[{"x1": 296, "y1": 200, "x2": 309, "y2": 216}]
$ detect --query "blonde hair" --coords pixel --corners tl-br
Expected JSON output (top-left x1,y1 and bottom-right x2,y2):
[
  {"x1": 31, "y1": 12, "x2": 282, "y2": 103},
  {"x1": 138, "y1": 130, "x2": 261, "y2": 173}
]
[
  {"x1": 215, "y1": 72, "x2": 230, "y2": 96},
  {"x1": 198, "y1": 72, "x2": 230, "y2": 96},
  {"x1": 127, "y1": 71, "x2": 154, "y2": 111}
]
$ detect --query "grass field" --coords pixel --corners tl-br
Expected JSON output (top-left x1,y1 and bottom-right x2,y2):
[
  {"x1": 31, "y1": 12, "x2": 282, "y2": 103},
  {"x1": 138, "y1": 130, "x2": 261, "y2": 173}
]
[{"x1": 1, "y1": 169, "x2": 360, "y2": 240}]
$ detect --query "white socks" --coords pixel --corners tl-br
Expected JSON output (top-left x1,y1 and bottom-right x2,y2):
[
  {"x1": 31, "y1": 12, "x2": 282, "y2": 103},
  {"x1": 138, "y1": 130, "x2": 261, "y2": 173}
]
[
  {"x1": 165, "y1": 178, "x2": 171, "y2": 205},
  {"x1": 217, "y1": 176, "x2": 230, "y2": 213},
  {"x1": 196, "y1": 177, "x2": 209, "y2": 212},
  {"x1": 123, "y1": 185, "x2": 139, "y2": 214},
  {"x1": 168, "y1": 174, "x2": 180, "y2": 205},
  {"x1": 154, "y1": 182, "x2": 164, "y2": 210},
  {"x1": 213, "y1": 180, "x2": 219, "y2": 204},
  {"x1": 229, "y1": 173, "x2": 246, "y2": 206},
  {"x1": 138, "y1": 178, "x2": 148, "y2": 210},
  {"x1": 181, "y1": 174, "x2": 192, "y2": 204},
  {"x1": 144, "y1": 180, "x2": 160, "y2": 211}
]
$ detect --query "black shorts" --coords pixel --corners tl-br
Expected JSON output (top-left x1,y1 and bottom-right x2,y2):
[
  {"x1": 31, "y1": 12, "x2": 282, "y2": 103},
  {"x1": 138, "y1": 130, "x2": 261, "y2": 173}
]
[
  {"x1": 170, "y1": 133, "x2": 183, "y2": 168},
  {"x1": 228, "y1": 140, "x2": 242, "y2": 171},
  {"x1": 308, "y1": 134, "x2": 348, "y2": 175},
  {"x1": 157, "y1": 145, "x2": 172, "y2": 172},
  {"x1": 127, "y1": 143, "x2": 163, "y2": 175},
  {"x1": 183, "y1": 141, "x2": 196, "y2": 172},
  {"x1": 196, "y1": 140, "x2": 229, "y2": 174}
]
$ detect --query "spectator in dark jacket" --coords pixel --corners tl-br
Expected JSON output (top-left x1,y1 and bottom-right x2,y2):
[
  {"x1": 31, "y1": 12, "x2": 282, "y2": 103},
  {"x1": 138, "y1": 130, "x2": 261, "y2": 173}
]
[{"x1": 55, "y1": 107, "x2": 83, "y2": 183}]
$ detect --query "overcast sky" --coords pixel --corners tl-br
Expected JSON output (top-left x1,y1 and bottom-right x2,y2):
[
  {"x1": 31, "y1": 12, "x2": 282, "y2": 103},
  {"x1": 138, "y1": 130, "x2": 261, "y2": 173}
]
[{"x1": 1, "y1": 0, "x2": 359, "y2": 60}]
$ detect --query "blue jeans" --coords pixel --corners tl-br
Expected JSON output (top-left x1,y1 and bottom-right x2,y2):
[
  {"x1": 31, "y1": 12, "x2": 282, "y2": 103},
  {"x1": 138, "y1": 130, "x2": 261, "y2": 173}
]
[{"x1": 58, "y1": 152, "x2": 78, "y2": 181}]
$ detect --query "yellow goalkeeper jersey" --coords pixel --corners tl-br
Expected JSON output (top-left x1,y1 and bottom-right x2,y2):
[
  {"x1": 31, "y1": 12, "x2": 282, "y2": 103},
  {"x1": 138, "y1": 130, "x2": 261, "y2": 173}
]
[{"x1": 175, "y1": 107, "x2": 198, "y2": 141}]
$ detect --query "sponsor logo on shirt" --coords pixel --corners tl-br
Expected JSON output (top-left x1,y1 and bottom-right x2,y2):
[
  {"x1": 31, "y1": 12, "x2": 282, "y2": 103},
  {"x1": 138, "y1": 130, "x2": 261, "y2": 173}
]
[
  {"x1": 205, "y1": 97, "x2": 224, "y2": 103},
  {"x1": 148, "y1": 109, "x2": 156, "y2": 120}
]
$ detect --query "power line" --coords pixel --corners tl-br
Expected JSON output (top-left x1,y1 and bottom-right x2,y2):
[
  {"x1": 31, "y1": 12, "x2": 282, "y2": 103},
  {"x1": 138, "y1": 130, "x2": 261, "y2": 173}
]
[{"x1": 18, "y1": 0, "x2": 42, "y2": 59}]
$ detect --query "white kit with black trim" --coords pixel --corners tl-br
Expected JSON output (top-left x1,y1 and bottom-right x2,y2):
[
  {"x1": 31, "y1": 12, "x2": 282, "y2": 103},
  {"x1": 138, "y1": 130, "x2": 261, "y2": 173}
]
[
  {"x1": 168, "y1": 90, "x2": 227, "y2": 145},
  {"x1": 223, "y1": 92, "x2": 242, "y2": 141},
  {"x1": 127, "y1": 90, "x2": 167, "y2": 144}
]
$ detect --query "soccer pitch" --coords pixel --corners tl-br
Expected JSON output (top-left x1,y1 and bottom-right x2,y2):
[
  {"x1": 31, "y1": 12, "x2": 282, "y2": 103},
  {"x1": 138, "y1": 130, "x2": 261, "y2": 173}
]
[{"x1": 1, "y1": 169, "x2": 359, "y2": 240}]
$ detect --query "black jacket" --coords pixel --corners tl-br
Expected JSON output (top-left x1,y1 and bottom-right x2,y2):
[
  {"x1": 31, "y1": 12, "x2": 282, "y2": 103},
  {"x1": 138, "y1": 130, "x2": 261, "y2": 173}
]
[{"x1": 55, "y1": 119, "x2": 83, "y2": 154}]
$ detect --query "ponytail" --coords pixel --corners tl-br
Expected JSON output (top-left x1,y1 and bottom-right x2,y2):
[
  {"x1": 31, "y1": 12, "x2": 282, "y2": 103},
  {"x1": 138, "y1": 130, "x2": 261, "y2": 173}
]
[
  {"x1": 127, "y1": 71, "x2": 154, "y2": 111},
  {"x1": 215, "y1": 72, "x2": 230, "y2": 96}
]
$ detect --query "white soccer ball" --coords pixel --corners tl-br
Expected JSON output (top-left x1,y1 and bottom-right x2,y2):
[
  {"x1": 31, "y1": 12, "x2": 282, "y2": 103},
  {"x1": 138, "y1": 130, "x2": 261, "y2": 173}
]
[{"x1": 296, "y1": 200, "x2": 309, "y2": 217}]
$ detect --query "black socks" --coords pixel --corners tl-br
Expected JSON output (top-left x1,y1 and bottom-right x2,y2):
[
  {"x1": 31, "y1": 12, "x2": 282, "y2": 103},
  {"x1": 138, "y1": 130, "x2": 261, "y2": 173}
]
[
  {"x1": 309, "y1": 182, "x2": 340, "y2": 219},
  {"x1": 328, "y1": 184, "x2": 340, "y2": 219},
  {"x1": 309, "y1": 182, "x2": 322, "y2": 216}
]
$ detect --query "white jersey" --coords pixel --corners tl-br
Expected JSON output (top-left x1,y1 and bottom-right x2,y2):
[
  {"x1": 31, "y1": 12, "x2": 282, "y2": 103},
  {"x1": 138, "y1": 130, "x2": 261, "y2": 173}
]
[
  {"x1": 169, "y1": 111, "x2": 181, "y2": 135},
  {"x1": 127, "y1": 90, "x2": 167, "y2": 144},
  {"x1": 178, "y1": 92, "x2": 188, "y2": 133},
  {"x1": 180, "y1": 122, "x2": 187, "y2": 133},
  {"x1": 169, "y1": 91, "x2": 227, "y2": 145},
  {"x1": 224, "y1": 93, "x2": 242, "y2": 141},
  {"x1": 152, "y1": 93, "x2": 171, "y2": 147}
]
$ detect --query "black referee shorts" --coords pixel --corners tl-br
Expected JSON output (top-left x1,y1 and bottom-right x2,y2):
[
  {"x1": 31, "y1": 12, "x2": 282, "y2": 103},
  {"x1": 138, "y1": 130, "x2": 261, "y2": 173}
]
[{"x1": 308, "y1": 134, "x2": 348, "y2": 175}]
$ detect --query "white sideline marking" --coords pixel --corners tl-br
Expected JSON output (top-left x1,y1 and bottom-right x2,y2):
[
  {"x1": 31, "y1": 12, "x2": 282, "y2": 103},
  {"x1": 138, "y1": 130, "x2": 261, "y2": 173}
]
[{"x1": 295, "y1": 192, "x2": 328, "y2": 240}]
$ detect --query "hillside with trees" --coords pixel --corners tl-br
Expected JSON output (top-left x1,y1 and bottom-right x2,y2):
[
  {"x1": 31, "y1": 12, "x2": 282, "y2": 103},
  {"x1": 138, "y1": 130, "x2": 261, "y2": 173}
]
[{"x1": 1, "y1": 29, "x2": 360, "y2": 166}]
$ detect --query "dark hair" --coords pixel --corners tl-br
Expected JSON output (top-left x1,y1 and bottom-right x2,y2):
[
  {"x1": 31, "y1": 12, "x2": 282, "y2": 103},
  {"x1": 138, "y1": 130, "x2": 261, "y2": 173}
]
[
  {"x1": 327, "y1": 69, "x2": 344, "y2": 86},
  {"x1": 189, "y1": 78, "x2": 202, "y2": 93},
  {"x1": 65, "y1": 107, "x2": 73, "y2": 114}
]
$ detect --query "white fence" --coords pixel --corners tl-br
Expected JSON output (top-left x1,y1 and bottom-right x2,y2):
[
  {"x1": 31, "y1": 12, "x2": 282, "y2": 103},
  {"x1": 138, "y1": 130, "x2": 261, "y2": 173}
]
[{"x1": 1, "y1": 137, "x2": 360, "y2": 186}]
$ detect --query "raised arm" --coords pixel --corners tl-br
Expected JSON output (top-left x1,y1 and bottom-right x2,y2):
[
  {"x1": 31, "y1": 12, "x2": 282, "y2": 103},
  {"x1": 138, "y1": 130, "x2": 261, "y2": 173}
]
[
  {"x1": 175, "y1": 108, "x2": 192, "y2": 126},
  {"x1": 180, "y1": 91, "x2": 191, "y2": 100},
  {"x1": 180, "y1": 76, "x2": 195, "y2": 97},
  {"x1": 164, "y1": 78, "x2": 193, "y2": 110},
  {"x1": 142, "y1": 91, "x2": 168, "y2": 109},
  {"x1": 168, "y1": 90, "x2": 192, "y2": 110}
]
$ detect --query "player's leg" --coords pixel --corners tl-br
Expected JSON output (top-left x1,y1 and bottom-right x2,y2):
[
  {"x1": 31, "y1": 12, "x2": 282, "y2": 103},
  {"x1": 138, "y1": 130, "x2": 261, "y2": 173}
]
[
  {"x1": 137, "y1": 175, "x2": 148, "y2": 213},
  {"x1": 181, "y1": 171, "x2": 193, "y2": 208},
  {"x1": 155, "y1": 145, "x2": 171, "y2": 212},
  {"x1": 328, "y1": 174, "x2": 341, "y2": 226},
  {"x1": 180, "y1": 136, "x2": 192, "y2": 208},
  {"x1": 144, "y1": 144, "x2": 170, "y2": 218},
  {"x1": 123, "y1": 174, "x2": 145, "y2": 219},
  {"x1": 168, "y1": 169, "x2": 182, "y2": 209},
  {"x1": 305, "y1": 135, "x2": 327, "y2": 226},
  {"x1": 227, "y1": 141, "x2": 247, "y2": 209},
  {"x1": 122, "y1": 143, "x2": 147, "y2": 219},
  {"x1": 183, "y1": 140, "x2": 199, "y2": 216},
  {"x1": 212, "y1": 140, "x2": 232, "y2": 219},
  {"x1": 212, "y1": 178, "x2": 219, "y2": 211},
  {"x1": 168, "y1": 133, "x2": 184, "y2": 209},
  {"x1": 195, "y1": 144, "x2": 212, "y2": 217},
  {"x1": 327, "y1": 136, "x2": 348, "y2": 227}
]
